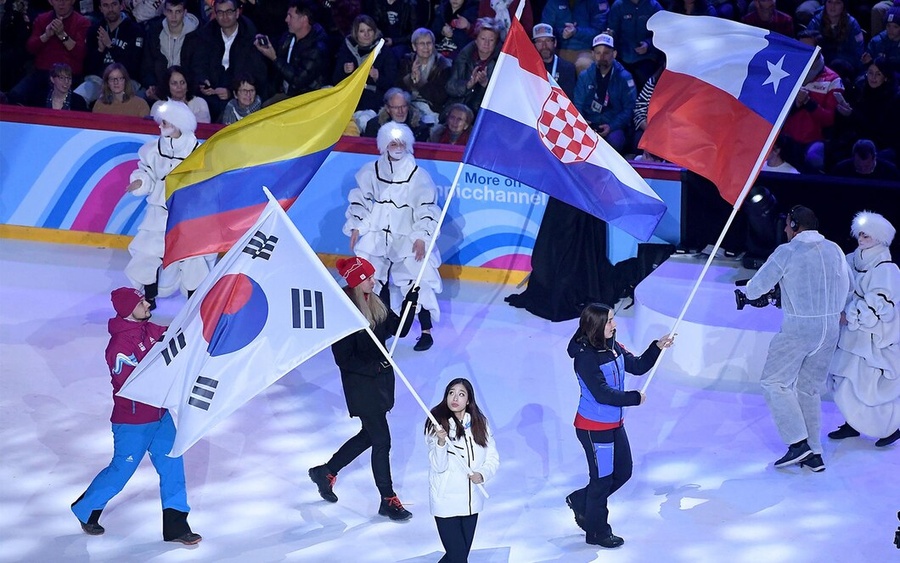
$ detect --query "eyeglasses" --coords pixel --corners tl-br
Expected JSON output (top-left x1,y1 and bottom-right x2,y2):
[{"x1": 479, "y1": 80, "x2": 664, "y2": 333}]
[
  {"x1": 215, "y1": 8, "x2": 236, "y2": 16},
  {"x1": 108, "y1": 76, "x2": 126, "y2": 83},
  {"x1": 237, "y1": 88, "x2": 256, "y2": 94},
  {"x1": 387, "y1": 104, "x2": 408, "y2": 110},
  {"x1": 414, "y1": 40, "x2": 434, "y2": 47}
]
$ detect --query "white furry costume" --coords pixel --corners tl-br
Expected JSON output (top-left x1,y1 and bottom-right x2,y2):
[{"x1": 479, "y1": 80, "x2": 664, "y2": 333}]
[
  {"x1": 124, "y1": 101, "x2": 211, "y2": 296},
  {"x1": 829, "y1": 212, "x2": 900, "y2": 438},
  {"x1": 343, "y1": 123, "x2": 443, "y2": 320}
]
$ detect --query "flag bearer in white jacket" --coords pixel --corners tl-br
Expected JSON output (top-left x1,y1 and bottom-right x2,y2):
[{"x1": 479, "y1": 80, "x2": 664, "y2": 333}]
[{"x1": 425, "y1": 378, "x2": 499, "y2": 563}]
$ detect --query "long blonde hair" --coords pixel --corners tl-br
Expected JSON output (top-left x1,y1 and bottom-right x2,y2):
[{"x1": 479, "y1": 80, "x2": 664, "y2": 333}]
[{"x1": 347, "y1": 285, "x2": 388, "y2": 328}]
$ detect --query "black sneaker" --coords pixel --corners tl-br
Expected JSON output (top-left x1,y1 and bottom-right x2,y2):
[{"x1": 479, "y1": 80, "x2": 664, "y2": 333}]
[
  {"x1": 166, "y1": 532, "x2": 202, "y2": 545},
  {"x1": 875, "y1": 429, "x2": 900, "y2": 447},
  {"x1": 828, "y1": 422, "x2": 860, "y2": 440},
  {"x1": 308, "y1": 465, "x2": 338, "y2": 503},
  {"x1": 774, "y1": 442, "x2": 813, "y2": 468},
  {"x1": 565, "y1": 493, "x2": 587, "y2": 531},
  {"x1": 799, "y1": 453, "x2": 825, "y2": 472},
  {"x1": 378, "y1": 495, "x2": 412, "y2": 521},
  {"x1": 413, "y1": 333, "x2": 433, "y2": 351},
  {"x1": 586, "y1": 532, "x2": 624, "y2": 548}
]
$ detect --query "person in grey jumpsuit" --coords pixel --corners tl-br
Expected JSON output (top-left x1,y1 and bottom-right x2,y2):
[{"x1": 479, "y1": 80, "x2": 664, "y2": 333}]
[{"x1": 745, "y1": 205, "x2": 850, "y2": 471}]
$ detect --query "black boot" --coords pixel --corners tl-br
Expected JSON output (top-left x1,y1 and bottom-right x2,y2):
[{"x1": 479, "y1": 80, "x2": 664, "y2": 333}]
[
  {"x1": 875, "y1": 429, "x2": 900, "y2": 447},
  {"x1": 71, "y1": 494, "x2": 104, "y2": 535},
  {"x1": 828, "y1": 422, "x2": 860, "y2": 440},
  {"x1": 144, "y1": 282, "x2": 158, "y2": 311},
  {"x1": 162, "y1": 508, "x2": 202, "y2": 545}
]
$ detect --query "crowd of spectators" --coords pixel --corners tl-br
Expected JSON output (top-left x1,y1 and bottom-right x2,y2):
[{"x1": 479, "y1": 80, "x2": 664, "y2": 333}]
[{"x1": 1, "y1": 0, "x2": 897, "y2": 175}]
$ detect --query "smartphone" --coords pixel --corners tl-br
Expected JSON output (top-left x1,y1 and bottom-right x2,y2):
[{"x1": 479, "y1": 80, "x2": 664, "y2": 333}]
[
  {"x1": 257, "y1": 36, "x2": 269, "y2": 47},
  {"x1": 833, "y1": 91, "x2": 846, "y2": 105}
]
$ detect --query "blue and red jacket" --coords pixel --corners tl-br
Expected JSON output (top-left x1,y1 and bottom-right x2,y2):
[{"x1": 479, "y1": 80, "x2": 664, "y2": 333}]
[{"x1": 567, "y1": 335, "x2": 660, "y2": 431}]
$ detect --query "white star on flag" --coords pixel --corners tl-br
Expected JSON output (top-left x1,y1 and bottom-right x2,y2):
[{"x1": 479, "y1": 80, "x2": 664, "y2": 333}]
[{"x1": 762, "y1": 55, "x2": 789, "y2": 94}]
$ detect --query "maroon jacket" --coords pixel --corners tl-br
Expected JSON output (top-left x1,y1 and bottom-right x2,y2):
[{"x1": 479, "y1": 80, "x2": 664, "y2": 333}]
[
  {"x1": 26, "y1": 10, "x2": 91, "y2": 75},
  {"x1": 105, "y1": 316, "x2": 167, "y2": 424}
]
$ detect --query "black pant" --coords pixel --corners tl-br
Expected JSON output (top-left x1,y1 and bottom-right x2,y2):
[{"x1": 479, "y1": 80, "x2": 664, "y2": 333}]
[
  {"x1": 572, "y1": 426, "x2": 633, "y2": 536},
  {"x1": 326, "y1": 412, "x2": 394, "y2": 498},
  {"x1": 435, "y1": 513, "x2": 478, "y2": 563}
]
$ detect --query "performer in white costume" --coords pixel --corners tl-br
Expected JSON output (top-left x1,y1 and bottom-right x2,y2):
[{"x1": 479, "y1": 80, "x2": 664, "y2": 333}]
[
  {"x1": 344, "y1": 122, "x2": 442, "y2": 351},
  {"x1": 124, "y1": 100, "x2": 211, "y2": 308},
  {"x1": 828, "y1": 211, "x2": 900, "y2": 447}
]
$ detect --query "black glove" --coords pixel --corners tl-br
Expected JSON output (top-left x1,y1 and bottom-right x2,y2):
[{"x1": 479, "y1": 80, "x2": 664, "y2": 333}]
[{"x1": 405, "y1": 286, "x2": 420, "y2": 304}]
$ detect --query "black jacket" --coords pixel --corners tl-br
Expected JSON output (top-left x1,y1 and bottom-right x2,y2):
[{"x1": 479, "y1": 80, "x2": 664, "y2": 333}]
[
  {"x1": 191, "y1": 16, "x2": 268, "y2": 98},
  {"x1": 332, "y1": 292, "x2": 414, "y2": 417},
  {"x1": 140, "y1": 15, "x2": 201, "y2": 90},
  {"x1": 84, "y1": 15, "x2": 145, "y2": 80},
  {"x1": 269, "y1": 24, "x2": 329, "y2": 96}
]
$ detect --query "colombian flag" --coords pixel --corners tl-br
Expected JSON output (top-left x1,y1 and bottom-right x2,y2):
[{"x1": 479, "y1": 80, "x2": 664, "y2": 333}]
[{"x1": 163, "y1": 42, "x2": 382, "y2": 266}]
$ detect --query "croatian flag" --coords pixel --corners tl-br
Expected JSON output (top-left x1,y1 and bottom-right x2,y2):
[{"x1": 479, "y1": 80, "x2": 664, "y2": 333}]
[
  {"x1": 463, "y1": 17, "x2": 666, "y2": 242},
  {"x1": 118, "y1": 192, "x2": 369, "y2": 457},
  {"x1": 640, "y1": 12, "x2": 817, "y2": 205}
]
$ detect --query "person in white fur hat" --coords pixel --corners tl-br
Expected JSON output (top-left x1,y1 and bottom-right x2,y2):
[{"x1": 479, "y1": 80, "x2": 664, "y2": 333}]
[
  {"x1": 828, "y1": 211, "x2": 900, "y2": 448},
  {"x1": 344, "y1": 122, "x2": 442, "y2": 351},
  {"x1": 124, "y1": 100, "x2": 211, "y2": 308}
]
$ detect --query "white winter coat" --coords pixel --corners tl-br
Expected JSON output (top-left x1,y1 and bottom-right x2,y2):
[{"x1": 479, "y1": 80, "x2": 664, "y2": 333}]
[{"x1": 427, "y1": 413, "x2": 499, "y2": 518}]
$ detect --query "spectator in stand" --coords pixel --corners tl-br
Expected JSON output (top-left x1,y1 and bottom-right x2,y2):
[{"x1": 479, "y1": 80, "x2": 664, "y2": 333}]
[
  {"x1": 150, "y1": 65, "x2": 211, "y2": 122},
  {"x1": 431, "y1": 0, "x2": 479, "y2": 60},
  {"x1": 871, "y1": 1, "x2": 897, "y2": 37},
  {"x1": 833, "y1": 138, "x2": 900, "y2": 180},
  {"x1": 428, "y1": 102, "x2": 473, "y2": 144},
  {"x1": 370, "y1": 0, "x2": 419, "y2": 57},
  {"x1": 0, "y1": 0, "x2": 34, "y2": 93},
  {"x1": 141, "y1": 0, "x2": 201, "y2": 103},
  {"x1": 831, "y1": 57, "x2": 897, "y2": 166},
  {"x1": 40, "y1": 62, "x2": 89, "y2": 111},
  {"x1": 531, "y1": 22, "x2": 576, "y2": 97},
  {"x1": 241, "y1": 0, "x2": 290, "y2": 43},
  {"x1": 762, "y1": 135, "x2": 800, "y2": 173},
  {"x1": 333, "y1": 15, "x2": 398, "y2": 112},
  {"x1": 398, "y1": 28, "x2": 453, "y2": 125},
  {"x1": 315, "y1": 0, "x2": 361, "y2": 52},
  {"x1": 632, "y1": 64, "x2": 661, "y2": 155},
  {"x1": 573, "y1": 33, "x2": 636, "y2": 154},
  {"x1": 781, "y1": 43, "x2": 842, "y2": 173},
  {"x1": 862, "y1": 5, "x2": 900, "y2": 68},
  {"x1": 446, "y1": 16, "x2": 500, "y2": 114},
  {"x1": 742, "y1": 0, "x2": 795, "y2": 38},
  {"x1": 254, "y1": 0, "x2": 328, "y2": 106},
  {"x1": 92, "y1": 62, "x2": 151, "y2": 116},
  {"x1": 607, "y1": 0, "x2": 663, "y2": 92},
  {"x1": 363, "y1": 87, "x2": 433, "y2": 140},
  {"x1": 708, "y1": 0, "x2": 742, "y2": 20},
  {"x1": 220, "y1": 72, "x2": 263, "y2": 124},
  {"x1": 806, "y1": 0, "x2": 865, "y2": 72},
  {"x1": 8, "y1": 0, "x2": 91, "y2": 106},
  {"x1": 192, "y1": 0, "x2": 268, "y2": 122},
  {"x1": 541, "y1": 0, "x2": 607, "y2": 75},
  {"x1": 76, "y1": 0, "x2": 145, "y2": 105},
  {"x1": 668, "y1": 0, "x2": 716, "y2": 16},
  {"x1": 128, "y1": 0, "x2": 165, "y2": 24},
  {"x1": 477, "y1": 0, "x2": 533, "y2": 39}
]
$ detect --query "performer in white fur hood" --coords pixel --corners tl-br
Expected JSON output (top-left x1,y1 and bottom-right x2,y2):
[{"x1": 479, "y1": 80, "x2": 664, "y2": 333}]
[
  {"x1": 828, "y1": 211, "x2": 900, "y2": 447},
  {"x1": 344, "y1": 122, "x2": 443, "y2": 351},
  {"x1": 124, "y1": 100, "x2": 212, "y2": 307}
]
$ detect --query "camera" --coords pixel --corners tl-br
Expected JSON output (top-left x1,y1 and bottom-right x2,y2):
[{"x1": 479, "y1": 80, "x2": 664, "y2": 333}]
[{"x1": 734, "y1": 279, "x2": 781, "y2": 310}]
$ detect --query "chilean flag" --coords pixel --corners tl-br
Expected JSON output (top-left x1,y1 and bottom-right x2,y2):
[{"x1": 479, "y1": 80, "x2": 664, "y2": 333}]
[
  {"x1": 640, "y1": 12, "x2": 817, "y2": 205},
  {"x1": 462, "y1": 17, "x2": 666, "y2": 242}
]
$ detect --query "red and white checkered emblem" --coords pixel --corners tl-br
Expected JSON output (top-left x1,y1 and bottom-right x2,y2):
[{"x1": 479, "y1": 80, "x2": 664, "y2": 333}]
[{"x1": 537, "y1": 87, "x2": 597, "y2": 163}]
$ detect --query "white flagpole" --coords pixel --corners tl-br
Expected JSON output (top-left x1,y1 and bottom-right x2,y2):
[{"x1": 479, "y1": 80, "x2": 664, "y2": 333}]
[
  {"x1": 385, "y1": 161, "x2": 465, "y2": 357},
  {"x1": 637, "y1": 47, "x2": 821, "y2": 395},
  {"x1": 366, "y1": 326, "x2": 489, "y2": 498}
]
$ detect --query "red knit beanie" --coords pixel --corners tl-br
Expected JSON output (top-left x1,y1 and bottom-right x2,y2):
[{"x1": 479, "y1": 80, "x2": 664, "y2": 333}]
[
  {"x1": 336, "y1": 257, "x2": 376, "y2": 288},
  {"x1": 111, "y1": 287, "x2": 144, "y2": 318}
]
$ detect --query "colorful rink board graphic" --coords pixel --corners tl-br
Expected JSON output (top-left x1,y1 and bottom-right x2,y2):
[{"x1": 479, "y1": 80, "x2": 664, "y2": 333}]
[{"x1": 0, "y1": 114, "x2": 681, "y2": 269}]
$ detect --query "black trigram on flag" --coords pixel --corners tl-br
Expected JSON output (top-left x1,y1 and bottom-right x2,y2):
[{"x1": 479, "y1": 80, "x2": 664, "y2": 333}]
[
  {"x1": 243, "y1": 231, "x2": 279, "y2": 260},
  {"x1": 188, "y1": 376, "x2": 219, "y2": 411},
  {"x1": 292, "y1": 288, "x2": 325, "y2": 329},
  {"x1": 161, "y1": 332, "x2": 187, "y2": 365}
]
